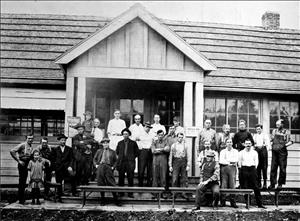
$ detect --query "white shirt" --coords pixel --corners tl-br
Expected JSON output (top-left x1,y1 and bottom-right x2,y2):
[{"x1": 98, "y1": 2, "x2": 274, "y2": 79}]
[
  {"x1": 129, "y1": 123, "x2": 144, "y2": 140},
  {"x1": 92, "y1": 127, "x2": 104, "y2": 143},
  {"x1": 197, "y1": 149, "x2": 219, "y2": 167},
  {"x1": 238, "y1": 147, "x2": 258, "y2": 168},
  {"x1": 150, "y1": 123, "x2": 166, "y2": 138},
  {"x1": 253, "y1": 132, "x2": 271, "y2": 151},
  {"x1": 174, "y1": 126, "x2": 185, "y2": 136},
  {"x1": 219, "y1": 147, "x2": 239, "y2": 165},
  {"x1": 60, "y1": 145, "x2": 65, "y2": 153},
  {"x1": 139, "y1": 130, "x2": 154, "y2": 150},
  {"x1": 107, "y1": 118, "x2": 126, "y2": 136}
]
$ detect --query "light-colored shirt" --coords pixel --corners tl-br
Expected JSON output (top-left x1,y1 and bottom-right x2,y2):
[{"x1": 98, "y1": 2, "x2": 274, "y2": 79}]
[
  {"x1": 169, "y1": 141, "x2": 190, "y2": 167},
  {"x1": 107, "y1": 118, "x2": 126, "y2": 136},
  {"x1": 238, "y1": 148, "x2": 258, "y2": 168},
  {"x1": 197, "y1": 149, "x2": 219, "y2": 167},
  {"x1": 91, "y1": 127, "x2": 104, "y2": 143},
  {"x1": 219, "y1": 148, "x2": 239, "y2": 165},
  {"x1": 150, "y1": 123, "x2": 166, "y2": 138},
  {"x1": 129, "y1": 123, "x2": 144, "y2": 140},
  {"x1": 253, "y1": 132, "x2": 271, "y2": 151},
  {"x1": 60, "y1": 145, "x2": 65, "y2": 153},
  {"x1": 174, "y1": 126, "x2": 185, "y2": 136},
  {"x1": 139, "y1": 130, "x2": 154, "y2": 150}
]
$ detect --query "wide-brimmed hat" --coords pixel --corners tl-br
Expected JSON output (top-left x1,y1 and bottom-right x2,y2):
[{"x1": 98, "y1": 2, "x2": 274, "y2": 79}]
[
  {"x1": 57, "y1": 134, "x2": 68, "y2": 140},
  {"x1": 74, "y1": 123, "x2": 85, "y2": 130},
  {"x1": 144, "y1": 121, "x2": 153, "y2": 128},
  {"x1": 206, "y1": 150, "x2": 215, "y2": 157},
  {"x1": 100, "y1": 137, "x2": 110, "y2": 143},
  {"x1": 121, "y1": 128, "x2": 131, "y2": 136},
  {"x1": 83, "y1": 111, "x2": 92, "y2": 116}
]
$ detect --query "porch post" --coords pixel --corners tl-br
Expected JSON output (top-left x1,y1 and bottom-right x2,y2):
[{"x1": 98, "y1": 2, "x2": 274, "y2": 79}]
[
  {"x1": 184, "y1": 82, "x2": 193, "y2": 176},
  {"x1": 195, "y1": 82, "x2": 204, "y2": 127},
  {"x1": 65, "y1": 76, "x2": 74, "y2": 146},
  {"x1": 77, "y1": 77, "x2": 86, "y2": 122}
]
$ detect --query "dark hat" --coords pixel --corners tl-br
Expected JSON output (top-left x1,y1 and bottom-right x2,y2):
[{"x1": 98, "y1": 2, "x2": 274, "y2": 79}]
[
  {"x1": 206, "y1": 150, "x2": 215, "y2": 157},
  {"x1": 121, "y1": 128, "x2": 131, "y2": 136},
  {"x1": 173, "y1": 116, "x2": 179, "y2": 122},
  {"x1": 74, "y1": 123, "x2": 85, "y2": 130},
  {"x1": 83, "y1": 111, "x2": 92, "y2": 116},
  {"x1": 144, "y1": 121, "x2": 153, "y2": 128},
  {"x1": 57, "y1": 134, "x2": 68, "y2": 140},
  {"x1": 100, "y1": 137, "x2": 110, "y2": 143}
]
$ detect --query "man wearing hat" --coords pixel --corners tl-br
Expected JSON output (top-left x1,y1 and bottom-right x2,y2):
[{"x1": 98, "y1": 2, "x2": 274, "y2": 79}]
[
  {"x1": 138, "y1": 122, "x2": 154, "y2": 187},
  {"x1": 192, "y1": 150, "x2": 220, "y2": 211},
  {"x1": 52, "y1": 134, "x2": 75, "y2": 201},
  {"x1": 72, "y1": 124, "x2": 94, "y2": 185},
  {"x1": 93, "y1": 137, "x2": 121, "y2": 206},
  {"x1": 107, "y1": 109, "x2": 126, "y2": 151},
  {"x1": 116, "y1": 128, "x2": 139, "y2": 198},
  {"x1": 82, "y1": 110, "x2": 94, "y2": 135}
]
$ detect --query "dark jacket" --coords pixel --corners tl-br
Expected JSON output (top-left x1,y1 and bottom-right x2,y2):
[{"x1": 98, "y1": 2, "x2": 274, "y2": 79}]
[
  {"x1": 52, "y1": 145, "x2": 73, "y2": 172},
  {"x1": 116, "y1": 139, "x2": 139, "y2": 168},
  {"x1": 233, "y1": 130, "x2": 254, "y2": 151},
  {"x1": 93, "y1": 148, "x2": 117, "y2": 168}
]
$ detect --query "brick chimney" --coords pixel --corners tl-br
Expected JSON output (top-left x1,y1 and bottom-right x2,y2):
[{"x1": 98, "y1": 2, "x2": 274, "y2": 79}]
[{"x1": 262, "y1": 11, "x2": 280, "y2": 30}]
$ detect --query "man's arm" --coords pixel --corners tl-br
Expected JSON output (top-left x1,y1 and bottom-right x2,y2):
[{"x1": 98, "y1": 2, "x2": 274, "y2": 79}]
[
  {"x1": 285, "y1": 130, "x2": 294, "y2": 147},
  {"x1": 254, "y1": 150, "x2": 258, "y2": 168},
  {"x1": 168, "y1": 145, "x2": 174, "y2": 168},
  {"x1": 10, "y1": 143, "x2": 22, "y2": 163},
  {"x1": 219, "y1": 150, "x2": 227, "y2": 165},
  {"x1": 248, "y1": 132, "x2": 255, "y2": 146},
  {"x1": 208, "y1": 163, "x2": 220, "y2": 182}
]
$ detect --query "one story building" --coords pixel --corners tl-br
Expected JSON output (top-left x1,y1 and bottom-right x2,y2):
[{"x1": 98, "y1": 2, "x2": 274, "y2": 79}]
[{"x1": 1, "y1": 4, "x2": 299, "y2": 186}]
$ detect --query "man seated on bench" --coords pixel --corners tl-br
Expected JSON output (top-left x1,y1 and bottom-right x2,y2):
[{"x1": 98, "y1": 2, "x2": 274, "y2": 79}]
[
  {"x1": 93, "y1": 137, "x2": 121, "y2": 206},
  {"x1": 192, "y1": 150, "x2": 220, "y2": 211}
]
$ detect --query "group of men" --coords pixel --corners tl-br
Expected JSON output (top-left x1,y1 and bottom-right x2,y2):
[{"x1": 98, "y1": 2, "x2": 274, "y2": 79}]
[{"x1": 10, "y1": 109, "x2": 293, "y2": 209}]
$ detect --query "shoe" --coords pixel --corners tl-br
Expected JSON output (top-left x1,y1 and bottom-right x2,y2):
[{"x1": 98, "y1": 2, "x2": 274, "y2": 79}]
[
  {"x1": 258, "y1": 205, "x2": 266, "y2": 209},
  {"x1": 268, "y1": 185, "x2": 275, "y2": 190},
  {"x1": 100, "y1": 201, "x2": 106, "y2": 206},
  {"x1": 36, "y1": 200, "x2": 41, "y2": 205},
  {"x1": 262, "y1": 184, "x2": 267, "y2": 190},
  {"x1": 276, "y1": 185, "x2": 282, "y2": 190},
  {"x1": 220, "y1": 202, "x2": 226, "y2": 207},
  {"x1": 31, "y1": 199, "x2": 35, "y2": 205},
  {"x1": 127, "y1": 193, "x2": 134, "y2": 198},
  {"x1": 44, "y1": 196, "x2": 51, "y2": 201},
  {"x1": 19, "y1": 200, "x2": 25, "y2": 205},
  {"x1": 231, "y1": 203, "x2": 238, "y2": 208},
  {"x1": 57, "y1": 198, "x2": 63, "y2": 203},
  {"x1": 115, "y1": 201, "x2": 122, "y2": 207},
  {"x1": 191, "y1": 206, "x2": 200, "y2": 211}
]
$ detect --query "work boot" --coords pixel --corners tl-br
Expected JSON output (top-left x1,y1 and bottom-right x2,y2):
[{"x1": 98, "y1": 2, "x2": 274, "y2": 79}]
[
  {"x1": 36, "y1": 199, "x2": 41, "y2": 205},
  {"x1": 31, "y1": 199, "x2": 35, "y2": 205},
  {"x1": 262, "y1": 181, "x2": 267, "y2": 190},
  {"x1": 191, "y1": 206, "x2": 200, "y2": 211}
]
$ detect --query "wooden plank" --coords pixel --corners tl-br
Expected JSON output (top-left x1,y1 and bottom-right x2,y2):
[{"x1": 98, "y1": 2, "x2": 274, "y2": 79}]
[
  {"x1": 143, "y1": 24, "x2": 148, "y2": 68},
  {"x1": 111, "y1": 27, "x2": 126, "y2": 67},
  {"x1": 1, "y1": 36, "x2": 80, "y2": 46},
  {"x1": 1, "y1": 43, "x2": 71, "y2": 53},
  {"x1": 148, "y1": 27, "x2": 165, "y2": 68},
  {"x1": 1, "y1": 58, "x2": 60, "y2": 70},
  {"x1": 1, "y1": 68, "x2": 64, "y2": 79},
  {"x1": 129, "y1": 19, "x2": 145, "y2": 68},
  {"x1": 1, "y1": 78, "x2": 65, "y2": 85},
  {"x1": 1, "y1": 30, "x2": 89, "y2": 39},
  {"x1": 184, "y1": 56, "x2": 201, "y2": 71},
  {"x1": 88, "y1": 39, "x2": 107, "y2": 66},
  {"x1": 1, "y1": 50, "x2": 61, "y2": 60},
  {"x1": 166, "y1": 42, "x2": 184, "y2": 70}
]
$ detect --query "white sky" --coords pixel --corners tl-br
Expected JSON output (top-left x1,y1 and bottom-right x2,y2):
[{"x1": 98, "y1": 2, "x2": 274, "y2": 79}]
[{"x1": 1, "y1": 1, "x2": 300, "y2": 29}]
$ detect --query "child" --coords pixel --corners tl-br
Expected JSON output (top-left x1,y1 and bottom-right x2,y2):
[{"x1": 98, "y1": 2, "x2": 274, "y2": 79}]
[{"x1": 27, "y1": 150, "x2": 50, "y2": 205}]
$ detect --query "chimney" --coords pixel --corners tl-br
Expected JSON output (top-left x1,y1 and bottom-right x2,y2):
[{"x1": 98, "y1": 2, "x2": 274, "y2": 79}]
[{"x1": 262, "y1": 11, "x2": 280, "y2": 30}]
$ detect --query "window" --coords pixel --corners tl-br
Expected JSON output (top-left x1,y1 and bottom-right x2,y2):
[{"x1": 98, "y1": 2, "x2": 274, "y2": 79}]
[
  {"x1": 156, "y1": 98, "x2": 181, "y2": 129},
  {"x1": 204, "y1": 98, "x2": 260, "y2": 133},
  {"x1": 270, "y1": 101, "x2": 300, "y2": 143},
  {"x1": 119, "y1": 99, "x2": 144, "y2": 128}
]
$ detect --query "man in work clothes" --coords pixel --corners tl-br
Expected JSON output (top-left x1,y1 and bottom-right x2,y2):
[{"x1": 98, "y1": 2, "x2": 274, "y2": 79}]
[
  {"x1": 35, "y1": 137, "x2": 54, "y2": 200},
  {"x1": 196, "y1": 119, "x2": 218, "y2": 154},
  {"x1": 116, "y1": 128, "x2": 139, "y2": 198},
  {"x1": 129, "y1": 114, "x2": 144, "y2": 148},
  {"x1": 93, "y1": 137, "x2": 120, "y2": 206},
  {"x1": 107, "y1": 109, "x2": 126, "y2": 151},
  {"x1": 192, "y1": 150, "x2": 220, "y2": 211},
  {"x1": 10, "y1": 134, "x2": 34, "y2": 204},
  {"x1": 138, "y1": 122, "x2": 154, "y2": 187},
  {"x1": 150, "y1": 114, "x2": 166, "y2": 139},
  {"x1": 217, "y1": 124, "x2": 234, "y2": 153},
  {"x1": 238, "y1": 139, "x2": 266, "y2": 208},
  {"x1": 197, "y1": 140, "x2": 219, "y2": 168},
  {"x1": 253, "y1": 124, "x2": 271, "y2": 189},
  {"x1": 269, "y1": 120, "x2": 293, "y2": 190}
]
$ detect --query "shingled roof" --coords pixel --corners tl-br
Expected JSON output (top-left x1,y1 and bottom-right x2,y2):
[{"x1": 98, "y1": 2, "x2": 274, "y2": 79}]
[{"x1": 1, "y1": 13, "x2": 300, "y2": 92}]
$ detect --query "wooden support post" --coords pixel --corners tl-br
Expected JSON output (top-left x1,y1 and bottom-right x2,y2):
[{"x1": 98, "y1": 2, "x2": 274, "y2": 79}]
[{"x1": 77, "y1": 77, "x2": 86, "y2": 122}]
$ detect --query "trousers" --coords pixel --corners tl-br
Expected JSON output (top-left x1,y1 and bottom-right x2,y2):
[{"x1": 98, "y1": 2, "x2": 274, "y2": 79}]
[
  {"x1": 220, "y1": 165, "x2": 236, "y2": 203},
  {"x1": 195, "y1": 181, "x2": 220, "y2": 207},
  {"x1": 18, "y1": 163, "x2": 28, "y2": 203},
  {"x1": 138, "y1": 149, "x2": 152, "y2": 187},
  {"x1": 152, "y1": 154, "x2": 168, "y2": 187},
  {"x1": 256, "y1": 147, "x2": 268, "y2": 185},
  {"x1": 270, "y1": 148, "x2": 287, "y2": 186},
  {"x1": 172, "y1": 157, "x2": 188, "y2": 187}
]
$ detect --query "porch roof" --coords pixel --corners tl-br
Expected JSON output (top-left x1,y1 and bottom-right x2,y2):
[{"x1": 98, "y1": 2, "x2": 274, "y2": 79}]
[{"x1": 1, "y1": 6, "x2": 300, "y2": 93}]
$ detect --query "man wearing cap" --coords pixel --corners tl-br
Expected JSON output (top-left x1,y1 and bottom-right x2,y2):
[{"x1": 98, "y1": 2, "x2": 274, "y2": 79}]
[
  {"x1": 150, "y1": 114, "x2": 166, "y2": 139},
  {"x1": 196, "y1": 119, "x2": 218, "y2": 155},
  {"x1": 93, "y1": 137, "x2": 121, "y2": 206},
  {"x1": 82, "y1": 111, "x2": 94, "y2": 135},
  {"x1": 10, "y1": 133, "x2": 34, "y2": 204},
  {"x1": 173, "y1": 117, "x2": 185, "y2": 136},
  {"x1": 238, "y1": 138, "x2": 266, "y2": 208},
  {"x1": 269, "y1": 120, "x2": 293, "y2": 190},
  {"x1": 129, "y1": 114, "x2": 144, "y2": 149},
  {"x1": 151, "y1": 129, "x2": 170, "y2": 194},
  {"x1": 197, "y1": 140, "x2": 219, "y2": 168},
  {"x1": 72, "y1": 124, "x2": 94, "y2": 185},
  {"x1": 192, "y1": 150, "x2": 220, "y2": 211},
  {"x1": 35, "y1": 137, "x2": 54, "y2": 200},
  {"x1": 138, "y1": 122, "x2": 154, "y2": 187},
  {"x1": 116, "y1": 128, "x2": 139, "y2": 198},
  {"x1": 52, "y1": 134, "x2": 75, "y2": 201},
  {"x1": 253, "y1": 124, "x2": 271, "y2": 189},
  {"x1": 217, "y1": 124, "x2": 234, "y2": 153},
  {"x1": 107, "y1": 110, "x2": 126, "y2": 151}
]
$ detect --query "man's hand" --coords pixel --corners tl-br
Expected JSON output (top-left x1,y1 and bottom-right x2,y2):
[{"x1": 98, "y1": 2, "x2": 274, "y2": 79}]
[
  {"x1": 95, "y1": 165, "x2": 99, "y2": 168},
  {"x1": 186, "y1": 166, "x2": 190, "y2": 171},
  {"x1": 67, "y1": 167, "x2": 73, "y2": 172},
  {"x1": 169, "y1": 167, "x2": 173, "y2": 172},
  {"x1": 18, "y1": 160, "x2": 25, "y2": 166}
]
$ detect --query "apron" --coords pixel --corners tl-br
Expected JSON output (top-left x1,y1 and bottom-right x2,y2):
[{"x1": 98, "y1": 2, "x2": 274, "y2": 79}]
[{"x1": 272, "y1": 133, "x2": 286, "y2": 152}]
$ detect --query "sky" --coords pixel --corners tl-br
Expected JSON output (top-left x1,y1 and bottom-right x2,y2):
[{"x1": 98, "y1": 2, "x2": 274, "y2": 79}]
[{"x1": 1, "y1": 1, "x2": 300, "y2": 29}]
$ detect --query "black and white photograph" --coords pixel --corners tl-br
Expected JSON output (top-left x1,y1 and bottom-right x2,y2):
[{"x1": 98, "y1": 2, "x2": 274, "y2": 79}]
[{"x1": 0, "y1": 1, "x2": 300, "y2": 220}]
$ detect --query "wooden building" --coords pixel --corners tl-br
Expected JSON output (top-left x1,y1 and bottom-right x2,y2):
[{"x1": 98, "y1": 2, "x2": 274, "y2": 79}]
[{"x1": 1, "y1": 4, "x2": 299, "y2": 186}]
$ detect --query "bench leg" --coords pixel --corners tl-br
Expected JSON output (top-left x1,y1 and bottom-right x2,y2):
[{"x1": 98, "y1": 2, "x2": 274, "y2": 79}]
[
  {"x1": 158, "y1": 193, "x2": 161, "y2": 209},
  {"x1": 172, "y1": 192, "x2": 175, "y2": 208},
  {"x1": 275, "y1": 191, "x2": 279, "y2": 207},
  {"x1": 246, "y1": 194, "x2": 250, "y2": 209},
  {"x1": 82, "y1": 190, "x2": 86, "y2": 207},
  {"x1": 54, "y1": 187, "x2": 57, "y2": 203}
]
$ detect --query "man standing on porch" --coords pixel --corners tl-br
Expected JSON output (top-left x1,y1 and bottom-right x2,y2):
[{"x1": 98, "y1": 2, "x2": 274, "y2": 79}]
[
  {"x1": 196, "y1": 119, "x2": 218, "y2": 154},
  {"x1": 129, "y1": 114, "x2": 144, "y2": 149},
  {"x1": 107, "y1": 109, "x2": 126, "y2": 151},
  {"x1": 150, "y1": 114, "x2": 166, "y2": 139}
]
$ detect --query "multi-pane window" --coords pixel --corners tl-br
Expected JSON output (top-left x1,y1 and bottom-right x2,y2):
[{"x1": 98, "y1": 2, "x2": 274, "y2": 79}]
[
  {"x1": 157, "y1": 98, "x2": 181, "y2": 129},
  {"x1": 120, "y1": 99, "x2": 144, "y2": 128},
  {"x1": 270, "y1": 101, "x2": 300, "y2": 143},
  {"x1": 204, "y1": 98, "x2": 260, "y2": 133}
]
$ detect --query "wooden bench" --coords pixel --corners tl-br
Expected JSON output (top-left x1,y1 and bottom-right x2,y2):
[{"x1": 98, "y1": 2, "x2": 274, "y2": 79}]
[
  {"x1": 169, "y1": 187, "x2": 253, "y2": 209},
  {"x1": 78, "y1": 186, "x2": 165, "y2": 208},
  {"x1": 45, "y1": 182, "x2": 61, "y2": 202},
  {"x1": 262, "y1": 187, "x2": 300, "y2": 207}
]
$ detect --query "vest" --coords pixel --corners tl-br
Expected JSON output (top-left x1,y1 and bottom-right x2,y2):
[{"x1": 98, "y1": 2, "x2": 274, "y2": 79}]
[{"x1": 202, "y1": 161, "x2": 216, "y2": 181}]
